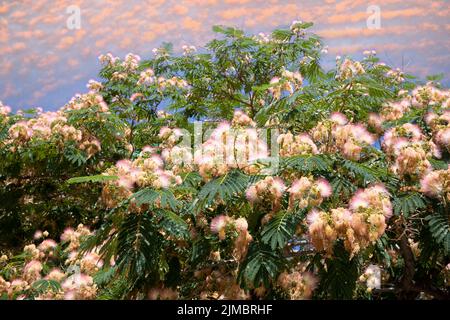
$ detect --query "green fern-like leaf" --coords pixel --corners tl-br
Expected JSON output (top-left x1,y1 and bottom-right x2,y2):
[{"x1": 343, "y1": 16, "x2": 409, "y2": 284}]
[
  {"x1": 65, "y1": 148, "x2": 88, "y2": 166},
  {"x1": 426, "y1": 213, "x2": 450, "y2": 256},
  {"x1": 318, "y1": 242, "x2": 359, "y2": 299},
  {"x1": 261, "y1": 210, "x2": 304, "y2": 250},
  {"x1": 330, "y1": 176, "x2": 357, "y2": 197},
  {"x1": 154, "y1": 209, "x2": 189, "y2": 239},
  {"x1": 94, "y1": 267, "x2": 117, "y2": 286},
  {"x1": 429, "y1": 158, "x2": 449, "y2": 170},
  {"x1": 393, "y1": 192, "x2": 426, "y2": 217},
  {"x1": 197, "y1": 170, "x2": 249, "y2": 207},
  {"x1": 132, "y1": 188, "x2": 181, "y2": 211},
  {"x1": 282, "y1": 154, "x2": 331, "y2": 172},
  {"x1": 238, "y1": 242, "x2": 283, "y2": 289},
  {"x1": 342, "y1": 159, "x2": 382, "y2": 183},
  {"x1": 31, "y1": 279, "x2": 62, "y2": 294},
  {"x1": 67, "y1": 175, "x2": 118, "y2": 184},
  {"x1": 115, "y1": 213, "x2": 163, "y2": 285}
]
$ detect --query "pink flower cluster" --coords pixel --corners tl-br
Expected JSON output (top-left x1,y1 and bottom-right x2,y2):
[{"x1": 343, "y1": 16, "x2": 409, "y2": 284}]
[
  {"x1": 0, "y1": 100, "x2": 11, "y2": 117},
  {"x1": 311, "y1": 112, "x2": 376, "y2": 160},
  {"x1": 277, "y1": 132, "x2": 318, "y2": 157},
  {"x1": 86, "y1": 80, "x2": 103, "y2": 92},
  {"x1": 137, "y1": 68, "x2": 156, "y2": 85},
  {"x1": 359, "y1": 264, "x2": 381, "y2": 292},
  {"x1": 277, "y1": 268, "x2": 317, "y2": 300},
  {"x1": 98, "y1": 52, "x2": 119, "y2": 65},
  {"x1": 268, "y1": 69, "x2": 303, "y2": 99},
  {"x1": 380, "y1": 99, "x2": 411, "y2": 122},
  {"x1": 231, "y1": 110, "x2": 256, "y2": 127},
  {"x1": 101, "y1": 154, "x2": 182, "y2": 209},
  {"x1": 1, "y1": 92, "x2": 118, "y2": 158},
  {"x1": 5, "y1": 108, "x2": 103, "y2": 157},
  {"x1": 411, "y1": 83, "x2": 450, "y2": 108},
  {"x1": 307, "y1": 185, "x2": 391, "y2": 256},
  {"x1": 426, "y1": 110, "x2": 450, "y2": 152},
  {"x1": 158, "y1": 127, "x2": 184, "y2": 148},
  {"x1": 420, "y1": 167, "x2": 450, "y2": 201},
  {"x1": 210, "y1": 216, "x2": 252, "y2": 262},
  {"x1": 158, "y1": 127, "x2": 194, "y2": 174},
  {"x1": 246, "y1": 176, "x2": 286, "y2": 211},
  {"x1": 64, "y1": 92, "x2": 109, "y2": 113},
  {"x1": 194, "y1": 112, "x2": 268, "y2": 180},
  {"x1": 383, "y1": 124, "x2": 436, "y2": 178},
  {"x1": 0, "y1": 225, "x2": 99, "y2": 300},
  {"x1": 338, "y1": 58, "x2": 365, "y2": 80},
  {"x1": 288, "y1": 177, "x2": 332, "y2": 209},
  {"x1": 386, "y1": 68, "x2": 405, "y2": 83}
]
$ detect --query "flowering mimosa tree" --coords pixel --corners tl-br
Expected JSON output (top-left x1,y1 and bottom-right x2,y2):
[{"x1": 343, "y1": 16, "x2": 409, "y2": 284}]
[{"x1": 0, "y1": 21, "x2": 449, "y2": 300}]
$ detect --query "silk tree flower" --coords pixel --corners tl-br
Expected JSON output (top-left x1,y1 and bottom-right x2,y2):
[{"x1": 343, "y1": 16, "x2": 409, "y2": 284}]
[
  {"x1": 24, "y1": 244, "x2": 43, "y2": 260},
  {"x1": 277, "y1": 269, "x2": 317, "y2": 300},
  {"x1": 137, "y1": 69, "x2": 155, "y2": 85},
  {"x1": 338, "y1": 58, "x2": 365, "y2": 80},
  {"x1": 122, "y1": 53, "x2": 141, "y2": 71},
  {"x1": 290, "y1": 20, "x2": 304, "y2": 34},
  {"x1": 288, "y1": 177, "x2": 332, "y2": 209},
  {"x1": 62, "y1": 274, "x2": 97, "y2": 300},
  {"x1": 102, "y1": 154, "x2": 182, "y2": 209},
  {"x1": 330, "y1": 112, "x2": 348, "y2": 125},
  {"x1": 98, "y1": 52, "x2": 118, "y2": 65},
  {"x1": 281, "y1": 68, "x2": 303, "y2": 88},
  {"x1": 0, "y1": 92, "x2": 112, "y2": 157},
  {"x1": 139, "y1": 145, "x2": 156, "y2": 155},
  {"x1": 9, "y1": 279, "x2": 29, "y2": 294},
  {"x1": 80, "y1": 252, "x2": 104, "y2": 274},
  {"x1": 386, "y1": 68, "x2": 405, "y2": 83},
  {"x1": 161, "y1": 145, "x2": 194, "y2": 174},
  {"x1": 158, "y1": 127, "x2": 184, "y2": 148},
  {"x1": 307, "y1": 185, "x2": 392, "y2": 256},
  {"x1": 380, "y1": 99, "x2": 410, "y2": 121},
  {"x1": 79, "y1": 138, "x2": 101, "y2": 158},
  {"x1": 359, "y1": 265, "x2": 381, "y2": 292},
  {"x1": 278, "y1": 132, "x2": 318, "y2": 157},
  {"x1": 86, "y1": 79, "x2": 103, "y2": 92},
  {"x1": 426, "y1": 110, "x2": 450, "y2": 151},
  {"x1": 268, "y1": 70, "x2": 302, "y2": 99},
  {"x1": 8, "y1": 121, "x2": 34, "y2": 142},
  {"x1": 45, "y1": 269, "x2": 66, "y2": 282},
  {"x1": 390, "y1": 141, "x2": 432, "y2": 178},
  {"x1": 210, "y1": 215, "x2": 230, "y2": 240},
  {"x1": 332, "y1": 123, "x2": 375, "y2": 160},
  {"x1": 311, "y1": 114, "x2": 376, "y2": 159},
  {"x1": 0, "y1": 101, "x2": 11, "y2": 116},
  {"x1": 230, "y1": 217, "x2": 253, "y2": 262},
  {"x1": 34, "y1": 230, "x2": 43, "y2": 240},
  {"x1": 234, "y1": 217, "x2": 248, "y2": 232},
  {"x1": 316, "y1": 178, "x2": 332, "y2": 198},
  {"x1": 246, "y1": 176, "x2": 286, "y2": 210},
  {"x1": 306, "y1": 209, "x2": 337, "y2": 254},
  {"x1": 436, "y1": 128, "x2": 450, "y2": 150},
  {"x1": 23, "y1": 260, "x2": 43, "y2": 282},
  {"x1": 411, "y1": 84, "x2": 449, "y2": 108},
  {"x1": 182, "y1": 45, "x2": 197, "y2": 55},
  {"x1": 382, "y1": 122, "x2": 437, "y2": 179},
  {"x1": 349, "y1": 184, "x2": 392, "y2": 219},
  {"x1": 37, "y1": 239, "x2": 57, "y2": 252},
  {"x1": 231, "y1": 110, "x2": 256, "y2": 127},
  {"x1": 420, "y1": 168, "x2": 450, "y2": 200},
  {"x1": 254, "y1": 32, "x2": 271, "y2": 43},
  {"x1": 194, "y1": 113, "x2": 268, "y2": 180},
  {"x1": 130, "y1": 92, "x2": 144, "y2": 102}
]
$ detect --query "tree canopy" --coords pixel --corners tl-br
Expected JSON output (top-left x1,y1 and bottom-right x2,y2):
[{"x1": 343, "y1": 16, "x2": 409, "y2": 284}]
[{"x1": 0, "y1": 21, "x2": 449, "y2": 300}]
